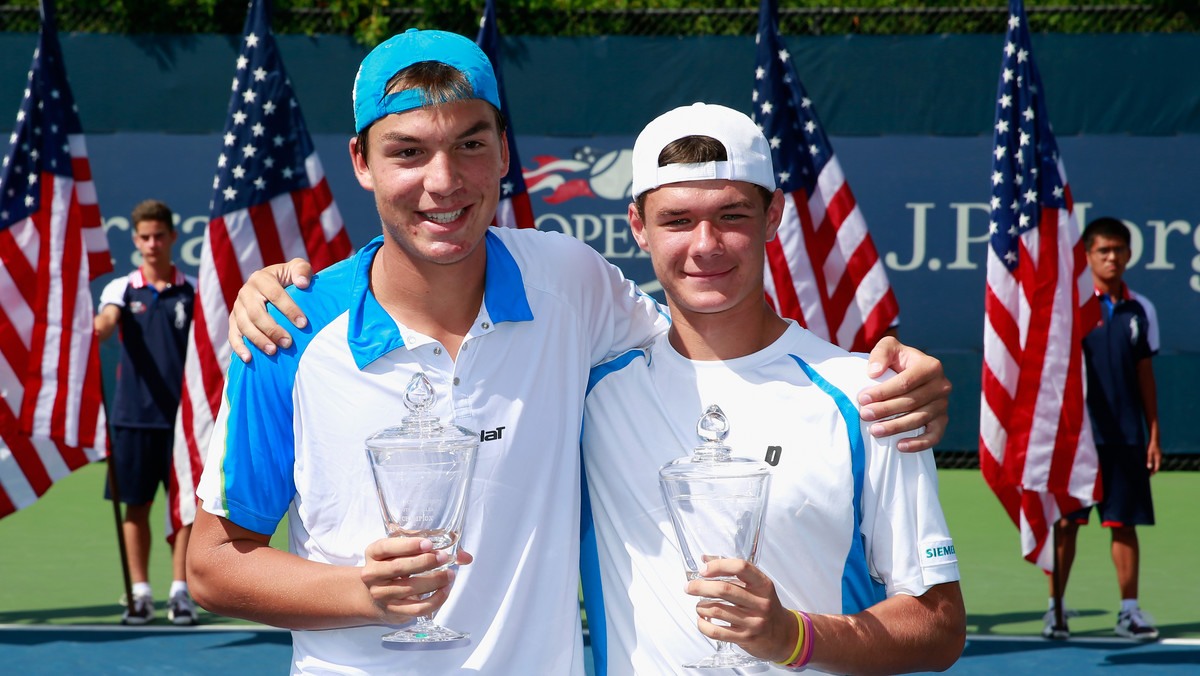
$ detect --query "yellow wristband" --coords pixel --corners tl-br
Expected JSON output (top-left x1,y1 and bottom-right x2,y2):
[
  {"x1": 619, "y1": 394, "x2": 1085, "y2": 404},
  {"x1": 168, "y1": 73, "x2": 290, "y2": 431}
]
[{"x1": 775, "y1": 609, "x2": 805, "y2": 666}]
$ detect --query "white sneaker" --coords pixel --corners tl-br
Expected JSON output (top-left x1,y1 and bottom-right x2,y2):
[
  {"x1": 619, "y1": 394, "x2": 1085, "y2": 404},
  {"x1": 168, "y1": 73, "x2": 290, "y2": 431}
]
[
  {"x1": 167, "y1": 590, "x2": 198, "y2": 626},
  {"x1": 120, "y1": 592, "x2": 155, "y2": 625},
  {"x1": 1115, "y1": 608, "x2": 1159, "y2": 640},
  {"x1": 1041, "y1": 607, "x2": 1077, "y2": 639}
]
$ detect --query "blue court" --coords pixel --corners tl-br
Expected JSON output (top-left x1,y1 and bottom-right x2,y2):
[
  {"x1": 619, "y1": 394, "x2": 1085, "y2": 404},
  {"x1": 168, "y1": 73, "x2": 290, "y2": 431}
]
[{"x1": 2, "y1": 626, "x2": 1197, "y2": 674}]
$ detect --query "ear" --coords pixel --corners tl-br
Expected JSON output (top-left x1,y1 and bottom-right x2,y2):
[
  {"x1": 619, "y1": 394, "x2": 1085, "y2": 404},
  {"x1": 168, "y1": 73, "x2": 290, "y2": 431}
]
[
  {"x1": 499, "y1": 130, "x2": 510, "y2": 177},
  {"x1": 628, "y1": 202, "x2": 651, "y2": 253},
  {"x1": 765, "y1": 189, "x2": 785, "y2": 242},
  {"x1": 167, "y1": 227, "x2": 179, "y2": 246},
  {"x1": 349, "y1": 136, "x2": 374, "y2": 192}
]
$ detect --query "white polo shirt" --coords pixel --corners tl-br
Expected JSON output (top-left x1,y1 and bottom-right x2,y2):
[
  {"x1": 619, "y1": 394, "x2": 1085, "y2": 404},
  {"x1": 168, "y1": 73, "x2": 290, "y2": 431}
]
[
  {"x1": 580, "y1": 322, "x2": 960, "y2": 675},
  {"x1": 198, "y1": 228, "x2": 668, "y2": 675}
]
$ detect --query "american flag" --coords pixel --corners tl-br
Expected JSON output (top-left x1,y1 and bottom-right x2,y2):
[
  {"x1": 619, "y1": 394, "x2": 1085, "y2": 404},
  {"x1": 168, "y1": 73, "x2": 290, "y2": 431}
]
[
  {"x1": 0, "y1": 0, "x2": 111, "y2": 519},
  {"x1": 751, "y1": 0, "x2": 897, "y2": 352},
  {"x1": 168, "y1": 0, "x2": 351, "y2": 541},
  {"x1": 477, "y1": 0, "x2": 535, "y2": 230},
  {"x1": 979, "y1": 0, "x2": 1101, "y2": 571}
]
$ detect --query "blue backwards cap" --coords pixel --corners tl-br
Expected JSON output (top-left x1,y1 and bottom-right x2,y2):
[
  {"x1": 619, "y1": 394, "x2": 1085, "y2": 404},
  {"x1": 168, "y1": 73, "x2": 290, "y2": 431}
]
[{"x1": 352, "y1": 29, "x2": 501, "y2": 133}]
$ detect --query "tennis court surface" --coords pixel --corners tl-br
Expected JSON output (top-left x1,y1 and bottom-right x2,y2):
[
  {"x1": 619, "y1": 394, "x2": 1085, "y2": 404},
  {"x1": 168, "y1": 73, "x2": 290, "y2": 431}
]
[{"x1": 3, "y1": 626, "x2": 1197, "y2": 674}]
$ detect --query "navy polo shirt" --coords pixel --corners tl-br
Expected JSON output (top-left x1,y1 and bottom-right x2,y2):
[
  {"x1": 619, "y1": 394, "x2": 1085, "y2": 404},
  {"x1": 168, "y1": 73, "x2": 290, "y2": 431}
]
[
  {"x1": 98, "y1": 267, "x2": 195, "y2": 428},
  {"x1": 1082, "y1": 285, "x2": 1159, "y2": 447}
]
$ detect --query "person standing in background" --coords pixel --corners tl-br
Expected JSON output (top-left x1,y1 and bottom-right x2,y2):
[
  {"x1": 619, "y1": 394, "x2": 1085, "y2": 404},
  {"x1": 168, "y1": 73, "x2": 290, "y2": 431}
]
[
  {"x1": 94, "y1": 199, "x2": 197, "y2": 625},
  {"x1": 1046, "y1": 217, "x2": 1161, "y2": 641}
]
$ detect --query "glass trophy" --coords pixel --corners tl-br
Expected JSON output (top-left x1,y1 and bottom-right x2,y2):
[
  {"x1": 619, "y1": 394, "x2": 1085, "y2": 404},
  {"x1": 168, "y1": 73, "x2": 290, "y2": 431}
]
[
  {"x1": 365, "y1": 372, "x2": 479, "y2": 642},
  {"x1": 658, "y1": 404, "x2": 772, "y2": 669}
]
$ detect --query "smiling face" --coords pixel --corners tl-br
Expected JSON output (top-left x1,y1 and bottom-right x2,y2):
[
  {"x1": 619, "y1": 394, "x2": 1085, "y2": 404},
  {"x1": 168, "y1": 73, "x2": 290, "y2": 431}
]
[
  {"x1": 629, "y1": 179, "x2": 783, "y2": 320},
  {"x1": 350, "y1": 97, "x2": 509, "y2": 270}
]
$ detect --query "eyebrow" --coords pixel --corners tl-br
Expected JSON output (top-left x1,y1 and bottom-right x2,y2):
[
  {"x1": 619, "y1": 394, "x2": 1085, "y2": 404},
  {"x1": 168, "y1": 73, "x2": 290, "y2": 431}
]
[
  {"x1": 375, "y1": 120, "x2": 496, "y2": 146},
  {"x1": 653, "y1": 198, "x2": 756, "y2": 218}
]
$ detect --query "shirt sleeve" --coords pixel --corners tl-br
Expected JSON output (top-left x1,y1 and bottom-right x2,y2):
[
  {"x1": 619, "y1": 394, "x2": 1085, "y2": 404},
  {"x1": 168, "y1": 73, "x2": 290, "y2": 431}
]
[
  {"x1": 98, "y1": 276, "x2": 128, "y2": 310},
  {"x1": 568, "y1": 237, "x2": 671, "y2": 367},
  {"x1": 860, "y1": 423, "x2": 960, "y2": 598},
  {"x1": 196, "y1": 338, "x2": 300, "y2": 536}
]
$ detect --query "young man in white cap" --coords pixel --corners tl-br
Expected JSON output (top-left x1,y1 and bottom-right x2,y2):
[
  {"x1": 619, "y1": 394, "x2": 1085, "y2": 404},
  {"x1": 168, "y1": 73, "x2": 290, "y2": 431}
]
[
  {"x1": 580, "y1": 103, "x2": 965, "y2": 674},
  {"x1": 195, "y1": 29, "x2": 952, "y2": 674}
]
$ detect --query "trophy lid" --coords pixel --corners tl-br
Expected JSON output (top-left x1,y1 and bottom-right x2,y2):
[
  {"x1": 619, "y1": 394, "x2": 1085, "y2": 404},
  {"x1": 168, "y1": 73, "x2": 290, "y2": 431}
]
[
  {"x1": 365, "y1": 372, "x2": 478, "y2": 451},
  {"x1": 658, "y1": 405, "x2": 771, "y2": 480}
]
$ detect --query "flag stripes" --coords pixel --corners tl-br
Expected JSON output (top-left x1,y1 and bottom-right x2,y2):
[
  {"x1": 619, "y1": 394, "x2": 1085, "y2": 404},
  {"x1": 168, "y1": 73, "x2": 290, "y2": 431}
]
[{"x1": 979, "y1": 0, "x2": 1099, "y2": 571}]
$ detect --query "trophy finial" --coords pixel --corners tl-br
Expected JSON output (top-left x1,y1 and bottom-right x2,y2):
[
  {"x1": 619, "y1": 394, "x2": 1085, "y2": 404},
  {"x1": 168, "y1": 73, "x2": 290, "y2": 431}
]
[
  {"x1": 693, "y1": 404, "x2": 732, "y2": 461},
  {"x1": 404, "y1": 372, "x2": 435, "y2": 413},
  {"x1": 696, "y1": 404, "x2": 729, "y2": 443}
]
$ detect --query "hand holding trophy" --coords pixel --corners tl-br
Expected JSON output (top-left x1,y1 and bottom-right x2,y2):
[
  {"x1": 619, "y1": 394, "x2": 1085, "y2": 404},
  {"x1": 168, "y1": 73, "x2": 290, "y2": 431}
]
[
  {"x1": 365, "y1": 372, "x2": 479, "y2": 642},
  {"x1": 658, "y1": 404, "x2": 772, "y2": 669}
]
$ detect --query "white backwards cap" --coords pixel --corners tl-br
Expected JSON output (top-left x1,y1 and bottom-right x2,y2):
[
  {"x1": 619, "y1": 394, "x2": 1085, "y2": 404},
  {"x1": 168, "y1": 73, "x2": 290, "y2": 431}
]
[{"x1": 631, "y1": 102, "x2": 777, "y2": 199}]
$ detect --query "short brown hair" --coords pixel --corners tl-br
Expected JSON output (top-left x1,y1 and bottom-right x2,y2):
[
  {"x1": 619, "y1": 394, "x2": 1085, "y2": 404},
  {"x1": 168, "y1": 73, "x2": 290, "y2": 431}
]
[
  {"x1": 130, "y1": 199, "x2": 174, "y2": 231},
  {"x1": 355, "y1": 61, "x2": 507, "y2": 163},
  {"x1": 634, "y1": 135, "x2": 773, "y2": 220}
]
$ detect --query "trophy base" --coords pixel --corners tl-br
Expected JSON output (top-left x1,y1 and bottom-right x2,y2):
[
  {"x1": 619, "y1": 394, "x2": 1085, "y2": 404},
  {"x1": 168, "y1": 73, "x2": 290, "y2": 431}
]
[
  {"x1": 382, "y1": 625, "x2": 469, "y2": 643},
  {"x1": 684, "y1": 652, "x2": 764, "y2": 669}
]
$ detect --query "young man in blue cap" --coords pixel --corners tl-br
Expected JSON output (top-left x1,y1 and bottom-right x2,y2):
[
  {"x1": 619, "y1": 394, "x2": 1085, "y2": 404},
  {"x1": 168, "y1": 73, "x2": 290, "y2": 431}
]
[{"x1": 191, "y1": 29, "x2": 952, "y2": 674}]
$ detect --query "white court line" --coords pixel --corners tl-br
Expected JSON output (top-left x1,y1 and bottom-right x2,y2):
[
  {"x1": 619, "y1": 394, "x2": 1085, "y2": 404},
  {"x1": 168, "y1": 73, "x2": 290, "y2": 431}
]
[{"x1": 965, "y1": 634, "x2": 1200, "y2": 646}]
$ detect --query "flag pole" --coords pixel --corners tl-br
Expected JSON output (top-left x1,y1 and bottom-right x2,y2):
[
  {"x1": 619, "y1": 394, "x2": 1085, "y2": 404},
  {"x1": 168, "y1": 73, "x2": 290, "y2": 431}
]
[
  {"x1": 1051, "y1": 520, "x2": 1065, "y2": 635},
  {"x1": 101, "y1": 397, "x2": 134, "y2": 619}
]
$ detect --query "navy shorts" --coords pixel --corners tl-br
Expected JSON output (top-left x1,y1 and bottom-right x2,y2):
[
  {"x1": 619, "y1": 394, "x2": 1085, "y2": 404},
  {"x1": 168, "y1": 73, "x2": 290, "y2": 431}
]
[
  {"x1": 1066, "y1": 444, "x2": 1155, "y2": 527},
  {"x1": 104, "y1": 427, "x2": 174, "y2": 506}
]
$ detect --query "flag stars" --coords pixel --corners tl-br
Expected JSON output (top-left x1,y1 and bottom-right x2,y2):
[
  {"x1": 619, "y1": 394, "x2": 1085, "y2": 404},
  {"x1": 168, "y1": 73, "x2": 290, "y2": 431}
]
[
  {"x1": 769, "y1": 136, "x2": 781, "y2": 149},
  {"x1": 992, "y1": 170, "x2": 1004, "y2": 186},
  {"x1": 1017, "y1": 48, "x2": 1028, "y2": 63},
  {"x1": 777, "y1": 170, "x2": 791, "y2": 184},
  {"x1": 217, "y1": 153, "x2": 227, "y2": 167},
  {"x1": 231, "y1": 77, "x2": 239, "y2": 91},
  {"x1": 760, "y1": 101, "x2": 773, "y2": 115},
  {"x1": 1018, "y1": 213, "x2": 1030, "y2": 229},
  {"x1": 237, "y1": 55, "x2": 249, "y2": 70},
  {"x1": 1019, "y1": 130, "x2": 1031, "y2": 146},
  {"x1": 241, "y1": 143, "x2": 257, "y2": 158},
  {"x1": 242, "y1": 89, "x2": 258, "y2": 104},
  {"x1": 263, "y1": 157, "x2": 275, "y2": 169},
  {"x1": 232, "y1": 165, "x2": 246, "y2": 179},
  {"x1": 501, "y1": 179, "x2": 514, "y2": 196},
  {"x1": 1023, "y1": 188, "x2": 1037, "y2": 204},
  {"x1": 263, "y1": 100, "x2": 276, "y2": 115},
  {"x1": 999, "y1": 93, "x2": 1012, "y2": 108},
  {"x1": 224, "y1": 132, "x2": 236, "y2": 146},
  {"x1": 253, "y1": 176, "x2": 266, "y2": 190},
  {"x1": 1009, "y1": 14, "x2": 1021, "y2": 29},
  {"x1": 1003, "y1": 68, "x2": 1014, "y2": 83},
  {"x1": 223, "y1": 186, "x2": 237, "y2": 201},
  {"x1": 994, "y1": 145, "x2": 1006, "y2": 161},
  {"x1": 272, "y1": 134, "x2": 285, "y2": 147},
  {"x1": 233, "y1": 110, "x2": 248, "y2": 125},
  {"x1": 778, "y1": 48, "x2": 790, "y2": 63},
  {"x1": 1005, "y1": 41, "x2": 1016, "y2": 57},
  {"x1": 245, "y1": 33, "x2": 259, "y2": 48},
  {"x1": 809, "y1": 144, "x2": 819, "y2": 157},
  {"x1": 1023, "y1": 107, "x2": 1035, "y2": 122},
  {"x1": 253, "y1": 67, "x2": 268, "y2": 82},
  {"x1": 1053, "y1": 185, "x2": 1064, "y2": 199},
  {"x1": 251, "y1": 122, "x2": 265, "y2": 137},
  {"x1": 755, "y1": 66, "x2": 765, "y2": 80}
]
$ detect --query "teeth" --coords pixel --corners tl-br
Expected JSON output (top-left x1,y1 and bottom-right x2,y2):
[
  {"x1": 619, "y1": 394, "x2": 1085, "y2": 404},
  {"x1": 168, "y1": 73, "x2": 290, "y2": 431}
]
[{"x1": 423, "y1": 209, "x2": 464, "y2": 224}]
